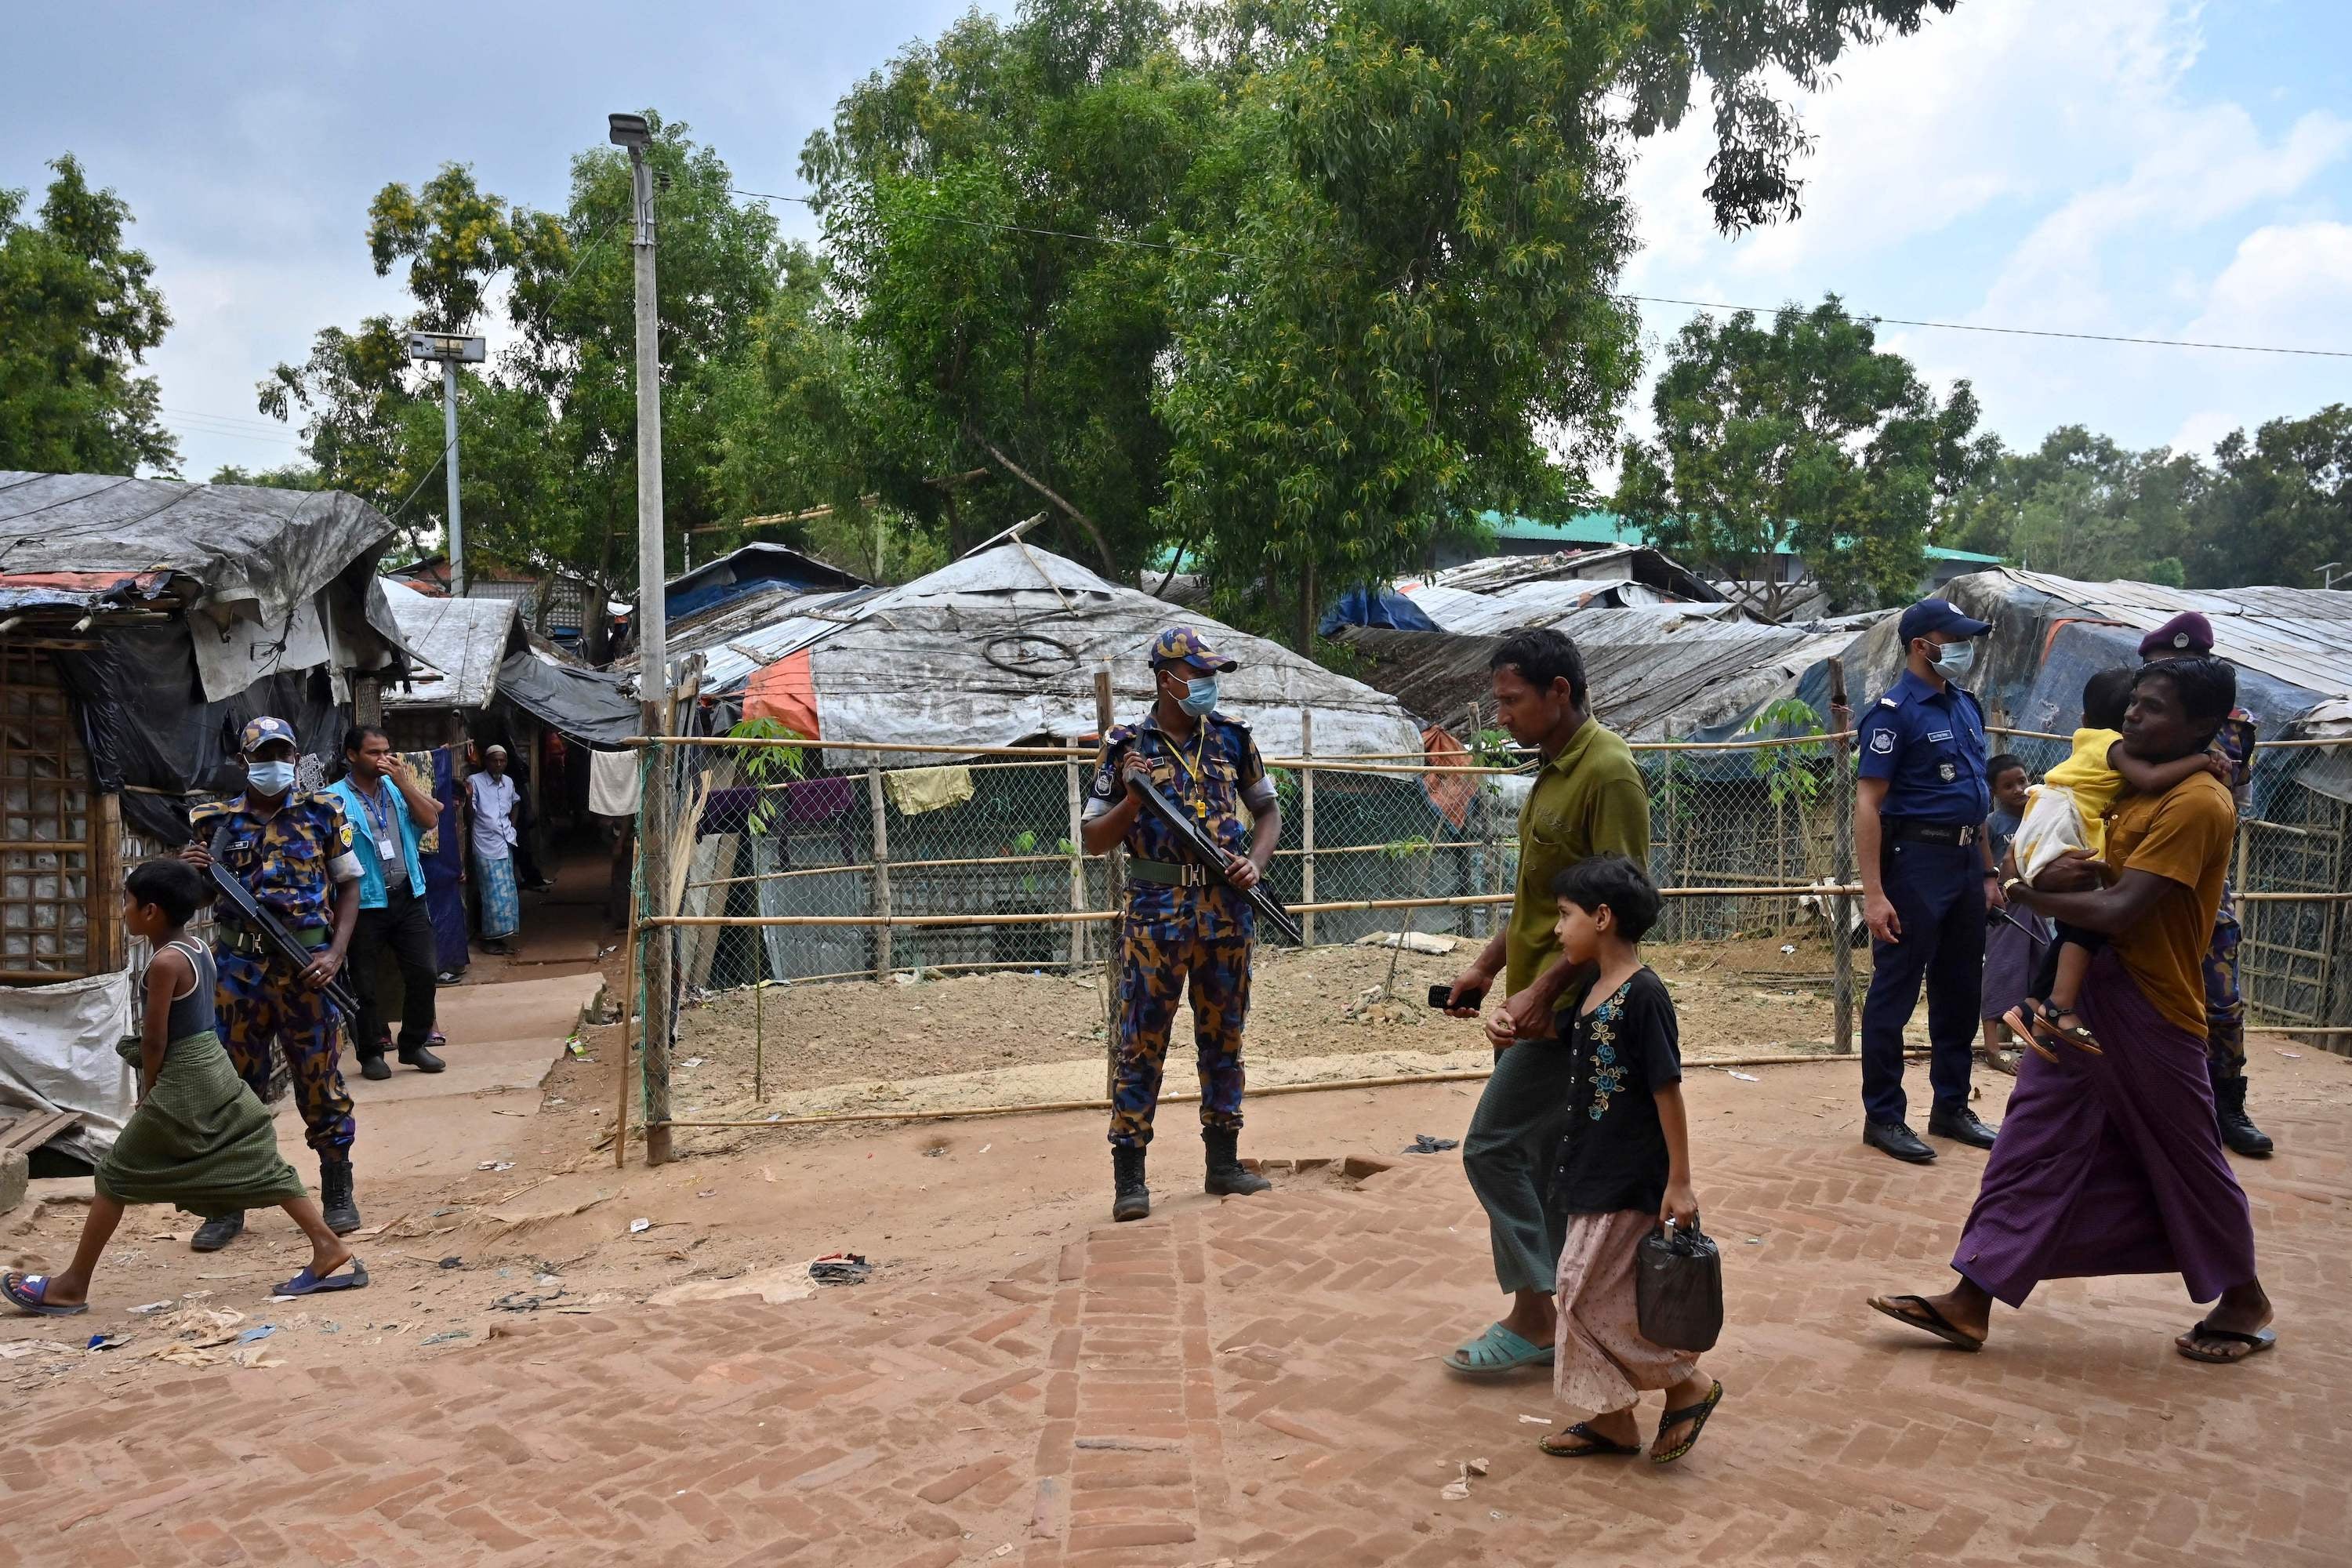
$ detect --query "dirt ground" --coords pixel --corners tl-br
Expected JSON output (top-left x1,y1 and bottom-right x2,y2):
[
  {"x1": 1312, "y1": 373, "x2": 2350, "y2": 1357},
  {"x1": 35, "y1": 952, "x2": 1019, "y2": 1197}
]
[{"x1": 655, "y1": 931, "x2": 1863, "y2": 1138}]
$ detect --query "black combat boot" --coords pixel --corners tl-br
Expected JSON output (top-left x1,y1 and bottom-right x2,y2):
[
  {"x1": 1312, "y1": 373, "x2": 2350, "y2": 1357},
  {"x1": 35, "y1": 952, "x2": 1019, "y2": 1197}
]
[
  {"x1": 2213, "y1": 1073, "x2": 2274, "y2": 1157},
  {"x1": 190, "y1": 1212, "x2": 245, "y2": 1252},
  {"x1": 1112, "y1": 1145, "x2": 1151, "y2": 1222},
  {"x1": 319, "y1": 1157, "x2": 363, "y2": 1235},
  {"x1": 1203, "y1": 1127, "x2": 1272, "y2": 1196}
]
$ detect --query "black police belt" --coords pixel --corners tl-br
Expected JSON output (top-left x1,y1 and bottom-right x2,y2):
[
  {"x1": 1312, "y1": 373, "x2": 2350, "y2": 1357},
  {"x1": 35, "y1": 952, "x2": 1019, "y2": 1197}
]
[
  {"x1": 1128, "y1": 858, "x2": 1214, "y2": 889},
  {"x1": 217, "y1": 922, "x2": 331, "y2": 958},
  {"x1": 1886, "y1": 820, "x2": 1979, "y2": 848}
]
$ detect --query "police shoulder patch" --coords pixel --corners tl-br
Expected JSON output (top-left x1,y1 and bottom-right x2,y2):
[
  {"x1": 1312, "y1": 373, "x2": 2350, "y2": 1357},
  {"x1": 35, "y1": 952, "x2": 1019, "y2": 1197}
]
[
  {"x1": 1877, "y1": 696, "x2": 1900, "y2": 709},
  {"x1": 1868, "y1": 728, "x2": 1896, "y2": 755}
]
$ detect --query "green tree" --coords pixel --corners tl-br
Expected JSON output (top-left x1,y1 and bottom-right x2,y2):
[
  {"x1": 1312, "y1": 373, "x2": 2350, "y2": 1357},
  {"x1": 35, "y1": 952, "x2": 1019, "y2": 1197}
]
[
  {"x1": 1943, "y1": 424, "x2": 2205, "y2": 583},
  {"x1": 209, "y1": 462, "x2": 325, "y2": 491},
  {"x1": 1616, "y1": 296, "x2": 1986, "y2": 618},
  {"x1": 2189, "y1": 405, "x2": 2351, "y2": 590},
  {"x1": 1161, "y1": 2, "x2": 1962, "y2": 648},
  {"x1": 0, "y1": 155, "x2": 177, "y2": 476}
]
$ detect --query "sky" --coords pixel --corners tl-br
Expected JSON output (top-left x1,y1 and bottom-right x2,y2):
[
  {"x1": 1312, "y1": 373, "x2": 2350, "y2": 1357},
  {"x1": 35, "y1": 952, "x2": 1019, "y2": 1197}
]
[{"x1": 6, "y1": 0, "x2": 2348, "y2": 484}]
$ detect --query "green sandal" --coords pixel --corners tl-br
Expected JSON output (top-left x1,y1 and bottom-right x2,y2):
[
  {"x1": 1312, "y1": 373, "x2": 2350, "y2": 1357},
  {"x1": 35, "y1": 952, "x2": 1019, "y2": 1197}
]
[{"x1": 1443, "y1": 1321, "x2": 1554, "y2": 1377}]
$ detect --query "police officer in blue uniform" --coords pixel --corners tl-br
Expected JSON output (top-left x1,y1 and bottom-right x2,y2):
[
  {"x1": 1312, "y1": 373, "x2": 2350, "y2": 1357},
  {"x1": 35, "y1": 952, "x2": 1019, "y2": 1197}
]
[
  {"x1": 1081, "y1": 627, "x2": 1283, "y2": 1221},
  {"x1": 1855, "y1": 601, "x2": 2005, "y2": 1163}
]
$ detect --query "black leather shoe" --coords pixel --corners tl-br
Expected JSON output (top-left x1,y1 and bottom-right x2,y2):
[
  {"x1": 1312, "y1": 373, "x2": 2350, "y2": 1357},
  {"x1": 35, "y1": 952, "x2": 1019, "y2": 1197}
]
[
  {"x1": 1111, "y1": 1145, "x2": 1150, "y2": 1221},
  {"x1": 1929, "y1": 1108, "x2": 1999, "y2": 1149},
  {"x1": 359, "y1": 1054, "x2": 392, "y2": 1081},
  {"x1": 319, "y1": 1159, "x2": 361, "y2": 1236},
  {"x1": 398, "y1": 1044, "x2": 447, "y2": 1074},
  {"x1": 190, "y1": 1212, "x2": 245, "y2": 1252},
  {"x1": 1203, "y1": 1127, "x2": 1272, "y2": 1196},
  {"x1": 2214, "y1": 1076, "x2": 2274, "y2": 1157},
  {"x1": 1864, "y1": 1120, "x2": 1936, "y2": 1163}
]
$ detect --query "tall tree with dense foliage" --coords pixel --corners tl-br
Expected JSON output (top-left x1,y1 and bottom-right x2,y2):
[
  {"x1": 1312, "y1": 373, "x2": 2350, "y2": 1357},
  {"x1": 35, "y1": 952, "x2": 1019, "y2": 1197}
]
[
  {"x1": 0, "y1": 155, "x2": 177, "y2": 476},
  {"x1": 1160, "y1": 0, "x2": 1962, "y2": 646},
  {"x1": 1616, "y1": 296, "x2": 1987, "y2": 618},
  {"x1": 1942, "y1": 425, "x2": 2204, "y2": 585},
  {"x1": 2190, "y1": 405, "x2": 2352, "y2": 591}
]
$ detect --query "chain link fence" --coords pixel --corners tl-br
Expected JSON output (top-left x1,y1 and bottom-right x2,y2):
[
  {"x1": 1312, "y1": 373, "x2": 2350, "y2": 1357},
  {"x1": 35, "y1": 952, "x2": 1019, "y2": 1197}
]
[{"x1": 617, "y1": 726, "x2": 2352, "y2": 1155}]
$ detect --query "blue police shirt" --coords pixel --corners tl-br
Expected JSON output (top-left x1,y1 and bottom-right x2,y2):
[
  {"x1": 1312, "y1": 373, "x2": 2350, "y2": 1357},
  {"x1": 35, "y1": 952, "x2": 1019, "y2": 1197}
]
[{"x1": 1856, "y1": 670, "x2": 1991, "y2": 824}]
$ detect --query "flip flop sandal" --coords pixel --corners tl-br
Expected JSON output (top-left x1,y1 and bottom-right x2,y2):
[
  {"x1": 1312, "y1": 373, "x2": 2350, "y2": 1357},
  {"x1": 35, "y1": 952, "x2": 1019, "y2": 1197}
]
[
  {"x1": 275, "y1": 1259, "x2": 371, "y2": 1297},
  {"x1": 2, "y1": 1272, "x2": 89, "y2": 1317},
  {"x1": 2024, "y1": 998, "x2": 2103, "y2": 1055},
  {"x1": 1539, "y1": 1422, "x2": 1641, "y2": 1458},
  {"x1": 2177, "y1": 1320, "x2": 2277, "y2": 1364},
  {"x1": 1442, "y1": 1321, "x2": 1554, "y2": 1377},
  {"x1": 1868, "y1": 1294, "x2": 1984, "y2": 1352},
  {"x1": 1651, "y1": 1379, "x2": 1725, "y2": 1466}
]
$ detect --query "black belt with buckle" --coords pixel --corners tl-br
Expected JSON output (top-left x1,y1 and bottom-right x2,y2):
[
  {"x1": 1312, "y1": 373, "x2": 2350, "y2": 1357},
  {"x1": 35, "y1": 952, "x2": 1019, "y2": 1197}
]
[
  {"x1": 1889, "y1": 820, "x2": 1977, "y2": 848},
  {"x1": 1128, "y1": 858, "x2": 1212, "y2": 888}
]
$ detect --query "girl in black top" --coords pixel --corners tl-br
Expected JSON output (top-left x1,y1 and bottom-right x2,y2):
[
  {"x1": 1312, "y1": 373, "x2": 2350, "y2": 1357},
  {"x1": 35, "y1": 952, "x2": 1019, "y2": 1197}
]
[{"x1": 1535, "y1": 854, "x2": 1724, "y2": 1466}]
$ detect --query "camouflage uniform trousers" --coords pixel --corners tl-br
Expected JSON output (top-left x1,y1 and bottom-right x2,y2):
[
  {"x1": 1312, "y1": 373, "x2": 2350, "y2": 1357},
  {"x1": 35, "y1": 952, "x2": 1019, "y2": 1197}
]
[
  {"x1": 215, "y1": 946, "x2": 356, "y2": 1155},
  {"x1": 1109, "y1": 924, "x2": 1251, "y2": 1148},
  {"x1": 2204, "y1": 885, "x2": 2245, "y2": 1076}
]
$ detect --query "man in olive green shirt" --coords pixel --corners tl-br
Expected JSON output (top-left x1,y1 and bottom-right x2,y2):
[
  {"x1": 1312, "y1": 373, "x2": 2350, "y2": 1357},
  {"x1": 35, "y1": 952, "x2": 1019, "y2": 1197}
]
[{"x1": 1441, "y1": 628, "x2": 1652, "y2": 1375}]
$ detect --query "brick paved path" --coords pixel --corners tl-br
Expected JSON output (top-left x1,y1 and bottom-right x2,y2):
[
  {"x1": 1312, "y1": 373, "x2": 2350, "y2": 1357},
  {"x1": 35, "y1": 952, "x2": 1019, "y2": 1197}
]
[{"x1": 6, "y1": 1077, "x2": 2347, "y2": 1567}]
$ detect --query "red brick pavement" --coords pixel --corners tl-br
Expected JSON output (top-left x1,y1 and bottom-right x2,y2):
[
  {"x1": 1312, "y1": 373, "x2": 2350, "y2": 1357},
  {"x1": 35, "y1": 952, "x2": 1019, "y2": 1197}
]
[{"x1": 5, "y1": 1076, "x2": 2347, "y2": 1567}]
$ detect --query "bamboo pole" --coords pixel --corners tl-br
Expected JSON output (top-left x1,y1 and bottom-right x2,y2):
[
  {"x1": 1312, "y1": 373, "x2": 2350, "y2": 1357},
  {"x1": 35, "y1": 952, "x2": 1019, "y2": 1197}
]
[
  {"x1": 644, "y1": 1048, "x2": 1936, "y2": 1131},
  {"x1": 1300, "y1": 708, "x2": 1316, "y2": 948},
  {"x1": 868, "y1": 764, "x2": 891, "y2": 982},
  {"x1": 754, "y1": 977, "x2": 765, "y2": 1103},
  {"x1": 1065, "y1": 757, "x2": 1087, "y2": 970},
  {"x1": 1828, "y1": 657, "x2": 1857, "y2": 1054},
  {"x1": 615, "y1": 898, "x2": 637, "y2": 1170}
]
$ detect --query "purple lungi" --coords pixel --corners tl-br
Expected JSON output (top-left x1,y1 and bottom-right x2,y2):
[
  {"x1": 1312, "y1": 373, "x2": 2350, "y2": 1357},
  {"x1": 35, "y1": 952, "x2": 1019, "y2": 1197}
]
[
  {"x1": 1980, "y1": 908, "x2": 2049, "y2": 1025},
  {"x1": 1952, "y1": 948, "x2": 2256, "y2": 1308}
]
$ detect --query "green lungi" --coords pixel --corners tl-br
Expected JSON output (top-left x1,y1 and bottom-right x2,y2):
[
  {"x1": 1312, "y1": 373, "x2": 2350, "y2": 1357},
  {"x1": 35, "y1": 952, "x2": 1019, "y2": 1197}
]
[{"x1": 95, "y1": 1030, "x2": 307, "y2": 1218}]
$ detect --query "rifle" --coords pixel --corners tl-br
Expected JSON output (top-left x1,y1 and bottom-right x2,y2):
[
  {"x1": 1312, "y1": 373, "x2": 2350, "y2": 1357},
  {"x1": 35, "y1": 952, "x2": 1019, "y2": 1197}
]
[
  {"x1": 202, "y1": 823, "x2": 360, "y2": 1018},
  {"x1": 1125, "y1": 775, "x2": 1305, "y2": 946}
]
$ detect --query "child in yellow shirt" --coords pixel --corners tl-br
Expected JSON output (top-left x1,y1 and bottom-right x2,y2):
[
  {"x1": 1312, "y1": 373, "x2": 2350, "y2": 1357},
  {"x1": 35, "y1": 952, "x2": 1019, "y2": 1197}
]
[{"x1": 2004, "y1": 667, "x2": 2223, "y2": 1052}]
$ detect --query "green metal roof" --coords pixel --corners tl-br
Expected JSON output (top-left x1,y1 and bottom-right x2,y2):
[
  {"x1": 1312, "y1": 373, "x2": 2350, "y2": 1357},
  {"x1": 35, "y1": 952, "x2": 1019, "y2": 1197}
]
[
  {"x1": 1924, "y1": 545, "x2": 2004, "y2": 564},
  {"x1": 1480, "y1": 510, "x2": 1650, "y2": 547}
]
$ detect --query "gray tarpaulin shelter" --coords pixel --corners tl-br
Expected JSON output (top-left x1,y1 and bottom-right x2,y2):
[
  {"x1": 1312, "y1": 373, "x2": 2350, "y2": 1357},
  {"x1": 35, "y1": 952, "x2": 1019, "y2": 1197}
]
[
  {"x1": 675, "y1": 540, "x2": 1425, "y2": 761},
  {"x1": 494, "y1": 648, "x2": 641, "y2": 747}
]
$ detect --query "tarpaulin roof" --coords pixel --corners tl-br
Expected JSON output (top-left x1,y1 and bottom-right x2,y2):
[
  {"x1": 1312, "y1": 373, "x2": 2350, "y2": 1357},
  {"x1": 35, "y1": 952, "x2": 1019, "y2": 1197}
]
[
  {"x1": 680, "y1": 541, "x2": 1425, "y2": 761},
  {"x1": 1421, "y1": 546, "x2": 1724, "y2": 603},
  {"x1": 1340, "y1": 606, "x2": 1864, "y2": 741},
  {"x1": 664, "y1": 543, "x2": 867, "y2": 625},
  {"x1": 495, "y1": 648, "x2": 641, "y2": 747},
  {"x1": 379, "y1": 580, "x2": 518, "y2": 711}
]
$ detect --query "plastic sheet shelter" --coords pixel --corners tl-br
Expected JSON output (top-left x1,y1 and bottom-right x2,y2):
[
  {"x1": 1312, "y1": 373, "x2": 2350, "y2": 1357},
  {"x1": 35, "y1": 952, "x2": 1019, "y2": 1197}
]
[
  {"x1": 663, "y1": 543, "x2": 868, "y2": 626},
  {"x1": 672, "y1": 541, "x2": 1425, "y2": 762}
]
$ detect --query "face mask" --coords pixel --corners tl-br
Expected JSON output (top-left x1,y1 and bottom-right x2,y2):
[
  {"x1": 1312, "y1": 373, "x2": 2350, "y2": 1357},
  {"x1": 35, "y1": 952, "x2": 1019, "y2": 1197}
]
[
  {"x1": 247, "y1": 760, "x2": 296, "y2": 796},
  {"x1": 1924, "y1": 640, "x2": 1976, "y2": 681},
  {"x1": 1178, "y1": 674, "x2": 1221, "y2": 717}
]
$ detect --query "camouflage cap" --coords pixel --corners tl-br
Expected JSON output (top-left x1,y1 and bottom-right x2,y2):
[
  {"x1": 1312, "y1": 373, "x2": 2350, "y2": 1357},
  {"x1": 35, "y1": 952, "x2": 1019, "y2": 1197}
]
[
  {"x1": 1149, "y1": 626, "x2": 1239, "y2": 672},
  {"x1": 239, "y1": 717, "x2": 298, "y2": 754}
]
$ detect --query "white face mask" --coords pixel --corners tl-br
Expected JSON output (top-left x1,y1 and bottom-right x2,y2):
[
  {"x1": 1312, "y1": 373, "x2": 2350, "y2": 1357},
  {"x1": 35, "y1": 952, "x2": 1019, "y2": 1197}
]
[
  {"x1": 1923, "y1": 640, "x2": 1976, "y2": 681},
  {"x1": 247, "y1": 759, "x2": 297, "y2": 796}
]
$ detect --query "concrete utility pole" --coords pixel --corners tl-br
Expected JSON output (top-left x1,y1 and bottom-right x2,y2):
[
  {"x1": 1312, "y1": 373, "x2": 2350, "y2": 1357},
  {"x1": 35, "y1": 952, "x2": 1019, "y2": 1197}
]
[
  {"x1": 610, "y1": 110, "x2": 673, "y2": 1167},
  {"x1": 403, "y1": 331, "x2": 486, "y2": 593}
]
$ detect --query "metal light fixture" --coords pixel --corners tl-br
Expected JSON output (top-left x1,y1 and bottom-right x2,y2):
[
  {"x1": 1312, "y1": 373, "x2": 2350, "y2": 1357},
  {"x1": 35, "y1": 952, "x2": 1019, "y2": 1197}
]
[{"x1": 608, "y1": 112, "x2": 652, "y2": 149}]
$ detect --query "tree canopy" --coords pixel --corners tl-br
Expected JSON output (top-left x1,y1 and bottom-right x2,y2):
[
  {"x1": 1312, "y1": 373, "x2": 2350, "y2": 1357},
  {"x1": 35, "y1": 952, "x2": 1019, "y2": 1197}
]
[
  {"x1": 0, "y1": 155, "x2": 177, "y2": 477},
  {"x1": 1616, "y1": 296, "x2": 1987, "y2": 617}
]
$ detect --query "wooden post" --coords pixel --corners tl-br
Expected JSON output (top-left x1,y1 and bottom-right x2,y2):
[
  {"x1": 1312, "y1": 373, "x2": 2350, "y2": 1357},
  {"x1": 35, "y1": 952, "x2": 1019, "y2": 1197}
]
[
  {"x1": 616, "y1": 884, "x2": 637, "y2": 1170},
  {"x1": 89, "y1": 793, "x2": 124, "y2": 974},
  {"x1": 754, "y1": 976, "x2": 765, "y2": 1104},
  {"x1": 1828, "y1": 658, "x2": 1857, "y2": 1054},
  {"x1": 1299, "y1": 708, "x2": 1317, "y2": 948},
  {"x1": 867, "y1": 764, "x2": 892, "y2": 982},
  {"x1": 352, "y1": 673, "x2": 383, "y2": 728},
  {"x1": 1095, "y1": 669, "x2": 1121, "y2": 1100},
  {"x1": 1065, "y1": 758, "x2": 1087, "y2": 969},
  {"x1": 1661, "y1": 718, "x2": 1681, "y2": 942}
]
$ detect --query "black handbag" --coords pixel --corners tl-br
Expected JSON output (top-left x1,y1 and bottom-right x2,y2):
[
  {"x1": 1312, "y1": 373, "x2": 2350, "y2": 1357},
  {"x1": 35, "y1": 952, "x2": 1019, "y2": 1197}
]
[{"x1": 1635, "y1": 1218, "x2": 1724, "y2": 1352}]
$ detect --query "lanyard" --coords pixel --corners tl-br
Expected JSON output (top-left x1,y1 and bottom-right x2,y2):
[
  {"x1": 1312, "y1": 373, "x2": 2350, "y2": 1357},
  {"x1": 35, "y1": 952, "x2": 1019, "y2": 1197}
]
[
  {"x1": 1162, "y1": 724, "x2": 1214, "y2": 819},
  {"x1": 358, "y1": 780, "x2": 395, "y2": 838}
]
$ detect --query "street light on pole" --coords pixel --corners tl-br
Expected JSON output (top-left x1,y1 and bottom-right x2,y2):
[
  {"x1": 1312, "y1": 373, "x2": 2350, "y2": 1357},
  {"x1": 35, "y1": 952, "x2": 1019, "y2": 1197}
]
[
  {"x1": 405, "y1": 330, "x2": 486, "y2": 595},
  {"x1": 610, "y1": 109, "x2": 673, "y2": 1167}
]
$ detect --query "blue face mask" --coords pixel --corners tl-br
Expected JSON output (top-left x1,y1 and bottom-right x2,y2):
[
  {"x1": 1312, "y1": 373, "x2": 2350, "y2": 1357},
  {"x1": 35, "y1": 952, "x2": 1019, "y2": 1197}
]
[
  {"x1": 246, "y1": 759, "x2": 296, "y2": 797},
  {"x1": 1925, "y1": 640, "x2": 1976, "y2": 681},
  {"x1": 1178, "y1": 674, "x2": 1221, "y2": 717}
]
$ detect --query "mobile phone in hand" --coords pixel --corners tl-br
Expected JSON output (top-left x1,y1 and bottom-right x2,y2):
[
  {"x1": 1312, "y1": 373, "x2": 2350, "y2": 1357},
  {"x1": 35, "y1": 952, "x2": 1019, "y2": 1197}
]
[{"x1": 1429, "y1": 982, "x2": 1485, "y2": 1011}]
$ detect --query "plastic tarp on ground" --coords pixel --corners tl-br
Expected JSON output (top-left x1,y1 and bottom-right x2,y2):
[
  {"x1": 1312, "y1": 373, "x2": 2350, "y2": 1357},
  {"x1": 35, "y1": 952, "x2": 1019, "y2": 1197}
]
[
  {"x1": 495, "y1": 648, "x2": 641, "y2": 746},
  {"x1": 680, "y1": 543, "x2": 1425, "y2": 761},
  {"x1": 379, "y1": 579, "x2": 517, "y2": 712},
  {"x1": 0, "y1": 969, "x2": 134, "y2": 1165}
]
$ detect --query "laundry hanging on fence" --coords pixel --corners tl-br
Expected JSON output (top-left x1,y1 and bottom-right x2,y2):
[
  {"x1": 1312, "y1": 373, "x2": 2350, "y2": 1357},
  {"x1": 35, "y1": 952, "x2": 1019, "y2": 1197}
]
[
  {"x1": 883, "y1": 765, "x2": 974, "y2": 817},
  {"x1": 589, "y1": 748, "x2": 641, "y2": 816}
]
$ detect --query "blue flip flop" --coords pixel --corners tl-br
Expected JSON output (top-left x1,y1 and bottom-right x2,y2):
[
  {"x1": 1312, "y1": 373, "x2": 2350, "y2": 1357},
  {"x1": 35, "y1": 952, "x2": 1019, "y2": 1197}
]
[
  {"x1": 3, "y1": 1272, "x2": 89, "y2": 1317},
  {"x1": 1443, "y1": 1321, "x2": 1554, "y2": 1377},
  {"x1": 275, "y1": 1259, "x2": 370, "y2": 1297}
]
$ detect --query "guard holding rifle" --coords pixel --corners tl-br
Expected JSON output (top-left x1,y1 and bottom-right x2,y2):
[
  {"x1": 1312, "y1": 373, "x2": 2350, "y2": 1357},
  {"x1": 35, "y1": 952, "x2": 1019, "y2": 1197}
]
[
  {"x1": 182, "y1": 717, "x2": 366, "y2": 1247},
  {"x1": 1083, "y1": 627, "x2": 1283, "y2": 1221}
]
